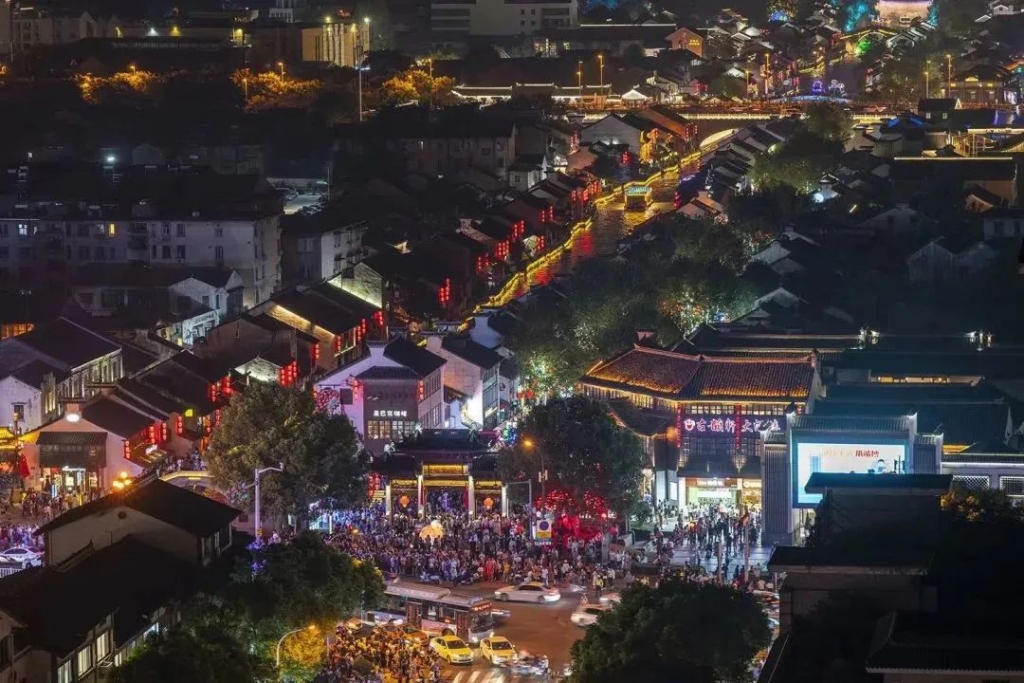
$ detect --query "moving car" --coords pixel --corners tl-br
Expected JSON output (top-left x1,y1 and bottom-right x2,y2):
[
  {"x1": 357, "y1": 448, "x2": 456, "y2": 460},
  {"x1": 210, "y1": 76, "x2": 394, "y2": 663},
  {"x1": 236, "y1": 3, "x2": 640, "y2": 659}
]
[
  {"x1": 570, "y1": 603, "x2": 613, "y2": 627},
  {"x1": 494, "y1": 582, "x2": 561, "y2": 603},
  {"x1": 501, "y1": 654, "x2": 550, "y2": 676},
  {"x1": 480, "y1": 636, "x2": 518, "y2": 664},
  {"x1": 429, "y1": 635, "x2": 474, "y2": 664},
  {"x1": 598, "y1": 591, "x2": 621, "y2": 605},
  {"x1": 379, "y1": 623, "x2": 429, "y2": 646},
  {"x1": 0, "y1": 547, "x2": 41, "y2": 567}
]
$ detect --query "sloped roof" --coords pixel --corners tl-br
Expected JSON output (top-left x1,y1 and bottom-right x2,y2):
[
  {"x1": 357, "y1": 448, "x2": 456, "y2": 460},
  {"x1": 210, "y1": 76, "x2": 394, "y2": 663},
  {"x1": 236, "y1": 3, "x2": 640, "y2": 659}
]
[
  {"x1": 441, "y1": 334, "x2": 503, "y2": 369},
  {"x1": 14, "y1": 318, "x2": 120, "y2": 370},
  {"x1": 80, "y1": 397, "x2": 157, "y2": 439},
  {"x1": 581, "y1": 345, "x2": 815, "y2": 401},
  {"x1": 37, "y1": 478, "x2": 239, "y2": 538},
  {"x1": 382, "y1": 337, "x2": 446, "y2": 377}
]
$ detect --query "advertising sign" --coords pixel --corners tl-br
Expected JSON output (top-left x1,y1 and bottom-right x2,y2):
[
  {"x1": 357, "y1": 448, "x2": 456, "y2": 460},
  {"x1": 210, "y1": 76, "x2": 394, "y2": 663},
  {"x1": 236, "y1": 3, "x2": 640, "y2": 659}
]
[
  {"x1": 794, "y1": 441, "x2": 906, "y2": 506},
  {"x1": 533, "y1": 519, "x2": 552, "y2": 544}
]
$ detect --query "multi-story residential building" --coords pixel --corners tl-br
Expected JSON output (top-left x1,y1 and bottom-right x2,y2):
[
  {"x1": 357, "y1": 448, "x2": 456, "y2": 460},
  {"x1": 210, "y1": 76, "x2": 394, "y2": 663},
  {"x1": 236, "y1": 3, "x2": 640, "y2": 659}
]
[
  {"x1": 431, "y1": 0, "x2": 578, "y2": 34},
  {"x1": 250, "y1": 17, "x2": 369, "y2": 67},
  {"x1": 314, "y1": 337, "x2": 446, "y2": 453},
  {"x1": 0, "y1": 164, "x2": 283, "y2": 307},
  {"x1": 10, "y1": 7, "x2": 103, "y2": 52},
  {"x1": 423, "y1": 333, "x2": 503, "y2": 429},
  {"x1": 280, "y1": 206, "x2": 369, "y2": 286},
  {"x1": 336, "y1": 109, "x2": 517, "y2": 182},
  {"x1": 0, "y1": 317, "x2": 123, "y2": 434}
]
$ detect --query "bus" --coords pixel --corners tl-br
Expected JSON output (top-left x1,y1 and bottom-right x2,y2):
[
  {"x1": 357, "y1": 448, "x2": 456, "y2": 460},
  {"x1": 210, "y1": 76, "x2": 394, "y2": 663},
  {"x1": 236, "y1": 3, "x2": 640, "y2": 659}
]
[
  {"x1": 624, "y1": 184, "x2": 653, "y2": 210},
  {"x1": 369, "y1": 583, "x2": 495, "y2": 643}
]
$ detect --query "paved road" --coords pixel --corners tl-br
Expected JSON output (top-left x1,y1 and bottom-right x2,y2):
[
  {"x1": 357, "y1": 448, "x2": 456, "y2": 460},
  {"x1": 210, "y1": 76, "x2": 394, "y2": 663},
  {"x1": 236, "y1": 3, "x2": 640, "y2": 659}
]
[{"x1": 438, "y1": 581, "x2": 587, "y2": 679}]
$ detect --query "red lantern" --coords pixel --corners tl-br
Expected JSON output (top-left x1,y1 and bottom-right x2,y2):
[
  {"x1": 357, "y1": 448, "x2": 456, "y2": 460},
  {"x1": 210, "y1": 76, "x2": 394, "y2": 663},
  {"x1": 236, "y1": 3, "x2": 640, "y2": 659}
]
[
  {"x1": 418, "y1": 381, "x2": 424, "y2": 402},
  {"x1": 221, "y1": 375, "x2": 233, "y2": 397},
  {"x1": 175, "y1": 415, "x2": 184, "y2": 436},
  {"x1": 160, "y1": 421, "x2": 168, "y2": 443},
  {"x1": 334, "y1": 335, "x2": 342, "y2": 354},
  {"x1": 147, "y1": 424, "x2": 156, "y2": 445},
  {"x1": 123, "y1": 440, "x2": 130, "y2": 460}
]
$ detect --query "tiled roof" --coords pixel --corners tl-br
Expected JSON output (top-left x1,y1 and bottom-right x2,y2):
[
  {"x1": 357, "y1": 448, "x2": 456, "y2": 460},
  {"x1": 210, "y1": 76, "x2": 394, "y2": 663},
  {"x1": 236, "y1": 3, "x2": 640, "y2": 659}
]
[
  {"x1": 581, "y1": 345, "x2": 815, "y2": 400},
  {"x1": 15, "y1": 318, "x2": 120, "y2": 370},
  {"x1": 81, "y1": 397, "x2": 157, "y2": 439},
  {"x1": 441, "y1": 335, "x2": 503, "y2": 369},
  {"x1": 0, "y1": 537, "x2": 198, "y2": 657},
  {"x1": 37, "y1": 478, "x2": 239, "y2": 537},
  {"x1": 357, "y1": 366, "x2": 421, "y2": 380},
  {"x1": 867, "y1": 612, "x2": 1024, "y2": 674},
  {"x1": 606, "y1": 398, "x2": 673, "y2": 437},
  {"x1": 789, "y1": 414, "x2": 914, "y2": 433},
  {"x1": 383, "y1": 337, "x2": 446, "y2": 378},
  {"x1": 9, "y1": 359, "x2": 68, "y2": 387}
]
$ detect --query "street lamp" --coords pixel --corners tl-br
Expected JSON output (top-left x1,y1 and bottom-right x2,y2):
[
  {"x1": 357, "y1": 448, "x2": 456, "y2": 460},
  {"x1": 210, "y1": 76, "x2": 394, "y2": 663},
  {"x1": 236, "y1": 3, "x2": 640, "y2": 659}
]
[
  {"x1": 946, "y1": 53, "x2": 952, "y2": 96},
  {"x1": 521, "y1": 438, "x2": 546, "y2": 505},
  {"x1": 357, "y1": 18, "x2": 370, "y2": 122},
  {"x1": 254, "y1": 464, "x2": 283, "y2": 539},
  {"x1": 277, "y1": 61, "x2": 286, "y2": 78},
  {"x1": 577, "y1": 69, "x2": 583, "y2": 102},
  {"x1": 597, "y1": 54, "x2": 604, "y2": 104},
  {"x1": 276, "y1": 625, "x2": 317, "y2": 668}
]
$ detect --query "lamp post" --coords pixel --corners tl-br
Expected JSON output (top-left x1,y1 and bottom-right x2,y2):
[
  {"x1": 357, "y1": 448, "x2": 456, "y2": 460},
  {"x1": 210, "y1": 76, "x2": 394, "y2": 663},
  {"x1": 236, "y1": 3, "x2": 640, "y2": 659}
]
[
  {"x1": 946, "y1": 53, "x2": 952, "y2": 97},
  {"x1": 577, "y1": 68, "x2": 583, "y2": 103},
  {"x1": 597, "y1": 54, "x2": 604, "y2": 105},
  {"x1": 357, "y1": 17, "x2": 370, "y2": 122},
  {"x1": 522, "y1": 438, "x2": 546, "y2": 507},
  {"x1": 277, "y1": 61, "x2": 285, "y2": 78},
  {"x1": 276, "y1": 625, "x2": 317, "y2": 668},
  {"x1": 254, "y1": 464, "x2": 283, "y2": 539}
]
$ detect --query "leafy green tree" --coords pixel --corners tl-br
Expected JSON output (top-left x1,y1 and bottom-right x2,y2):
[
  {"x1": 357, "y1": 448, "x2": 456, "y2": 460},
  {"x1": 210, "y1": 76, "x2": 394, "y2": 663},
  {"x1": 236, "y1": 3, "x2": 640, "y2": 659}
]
[
  {"x1": 206, "y1": 382, "x2": 366, "y2": 527},
  {"x1": 669, "y1": 217, "x2": 747, "y2": 269},
  {"x1": 941, "y1": 482, "x2": 1024, "y2": 524},
  {"x1": 225, "y1": 532, "x2": 384, "y2": 643},
  {"x1": 803, "y1": 102, "x2": 853, "y2": 143},
  {"x1": 708, "y1": 74, "x2": 745, "y2": 99},
  {"x1": 749, "y1": 129, "x2": 840, "y2": 194},
  {"x1": 109, "y1": 624, "x2": 272, "y2": 683},
  {"x1": 501, "y1": 396, "x2": 647, "y2": 517},
  {"x1": 570, "y1": 579, "x2": 771, "y2": 683}
]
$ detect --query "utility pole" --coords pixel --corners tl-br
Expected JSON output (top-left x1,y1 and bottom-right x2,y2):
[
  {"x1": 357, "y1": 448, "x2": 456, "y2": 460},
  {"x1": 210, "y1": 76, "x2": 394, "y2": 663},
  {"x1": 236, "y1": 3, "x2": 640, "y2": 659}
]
[{"x1": 357, "y1": 18, "x2": 370, "y2": 122}]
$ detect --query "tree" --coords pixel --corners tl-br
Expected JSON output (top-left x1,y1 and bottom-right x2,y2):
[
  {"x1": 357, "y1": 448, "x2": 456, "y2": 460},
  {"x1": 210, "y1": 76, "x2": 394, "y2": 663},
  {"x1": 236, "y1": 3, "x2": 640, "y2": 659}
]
[
  {"x1": 941, "y1": 483, "x2": 1024, "y2": 524},
  {"x1": 708, "y1": 74, "x2": 745, "y2": 100},
  {"x1": 803, "y1": 102, "x2": 853, "y2": 143},
  {"x1": 749, "y1": 129, "x2": 840, "y2": 194},
  {"x1": 226, "y1": 532, "x2": 384, "y2": 642},
  {"x1": 570, "y1": 579, "x2": 771, "y2": 683},
  {"x1": 205, "y1": 382, "x2": 366, "y2": 526},
  {"x1": 109, "y1": 625, "x2": 272, "y2": 683},
  {"x1": 380, "y1": 67, "x2": 457, "y2": 106},
  {"x1": 231, "y1": 69, "x2": 323, "y2": 111},
  {"x1": 931, "y1": 0, "x2": 989, "y2": 35},
  {"x1": 502, "y1": 396, "x2": 647, "y2": 517}
]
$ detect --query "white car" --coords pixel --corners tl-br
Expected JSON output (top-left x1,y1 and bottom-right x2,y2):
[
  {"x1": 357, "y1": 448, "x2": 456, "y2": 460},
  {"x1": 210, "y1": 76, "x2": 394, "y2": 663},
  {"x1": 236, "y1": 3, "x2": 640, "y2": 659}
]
[
  {"x1": 598, "y1": 591, "x2": 621, "y2": 605},
  {"x1": 0, "y1": 547, "x2": 41, "y2": 566},
  {"x1": 480, "y1": 636, "x2": 518, "y2": 664},
  {"x1": 494, "y1": 582, "x2": 561, "y2": 603},
  {"x1": 570, "y1": 603, "x2": 613, "y2": 627}
]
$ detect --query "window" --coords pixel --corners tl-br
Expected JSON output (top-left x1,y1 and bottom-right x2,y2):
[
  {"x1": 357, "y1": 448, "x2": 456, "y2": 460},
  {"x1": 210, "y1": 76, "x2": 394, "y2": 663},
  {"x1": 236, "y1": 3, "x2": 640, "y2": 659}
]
[
  {"x1": 366, "y1": 420, "x2": 418, "y2": 441},
  {"x1": 215, "y1": 294, "x2": 221, "y2": 309},
  {"x1": 11, "y1": 404, "x2": 24, "y2": 422},
  {"x1": 17, "y1": 224, "x2": 28, "y2": 237},
  {"x1": 95, "y1": 630, "x2": 111, "y2": 662},
  {"x1": 215, "y1": 246, "x2": 224, "y2": 265},
  {"x1": 333, "y1": 230, "x2": 342, "y2": 248},
  {"x1": 176, "y1": 223, "x2": 186, "y2": 236},
  {"x1": 176, "y1": 245, "x2": 186, "y2": 259},
  {"x1": 57, "y1": 661, "x2": 72, "y2": 683},
  {"x1": 161, "y1": 223, "x2": 170, "y2": 236},
  {"x1": 78, "y1": 224, "x2": 90, "y2": 237},
  {"x1": 215, "y1": 226, "x2": 223, "y2": 237},
  {"x1": 108, "y1": 223, "x2": 116, "y2": 236},
  {"x1": 95, "y1": 246, "x2": 105, "y2": 261},
  {"x1": 0, "y1": 225, "x2": 7, "y2": 237},
  {"x1": 78, "y1": 246, "x2": 90, "y2": 260},
  {"x1": 151, "y1": 245, "x2": 157, "y2": 258},
  {"x1": 202, "y1": 295, "x2": 210, "y2": 307},
  {"x1": 162, "y1": 245, "x2": 171, "y2": 259},
  {"x1": 77, "y1": 645, "x2": 93, "y2": 675}
]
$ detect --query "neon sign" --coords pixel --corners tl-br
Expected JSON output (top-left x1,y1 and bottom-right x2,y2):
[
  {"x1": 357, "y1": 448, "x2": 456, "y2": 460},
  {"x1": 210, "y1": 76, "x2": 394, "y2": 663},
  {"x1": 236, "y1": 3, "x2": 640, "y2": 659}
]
[{"x1": 680, "y1": 417, "x2": 782, "y2": 434}]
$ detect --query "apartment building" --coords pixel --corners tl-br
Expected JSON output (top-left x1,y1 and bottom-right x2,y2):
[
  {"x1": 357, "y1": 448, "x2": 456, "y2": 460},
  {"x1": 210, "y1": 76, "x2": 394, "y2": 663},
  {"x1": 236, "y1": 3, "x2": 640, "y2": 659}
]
[
  {"x1": 431, "y1": 0, "x2": 578, "y2": 34},
  {"x1": 0, "y1": 164, "x2": 283, "y2": 307}
]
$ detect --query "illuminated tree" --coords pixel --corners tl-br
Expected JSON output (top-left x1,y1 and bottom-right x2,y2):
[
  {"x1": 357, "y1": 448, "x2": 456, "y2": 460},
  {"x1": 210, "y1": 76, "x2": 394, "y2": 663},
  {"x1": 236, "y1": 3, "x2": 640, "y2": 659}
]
[
  {"x1": 379, "y1": 67, "x2": 457, "y2": 106},
  {"x1": 76, "y1": 68, "x2": 163, "y2": 104},
  {"x1": 803, "y1": 102, "x2": 853, "y2": 143},
  {"x1": 231, "y1": 69, "x2": 322, "y2": 111},
  {"x1": 749, "y1": 129, "x2": 840, "y2": 194},
  {"x1": 278, "y1": 623, "x2": 329, "y2": 681}
]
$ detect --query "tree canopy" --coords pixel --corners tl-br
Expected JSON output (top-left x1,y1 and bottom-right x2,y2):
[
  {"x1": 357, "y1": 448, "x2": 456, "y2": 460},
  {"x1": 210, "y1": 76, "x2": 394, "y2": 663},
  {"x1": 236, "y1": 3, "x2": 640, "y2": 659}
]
[
  {"x1": 803, "y1": 102, "x2": 853, "y2": 143},
  {"x1": 749, "y1": 128, "x2": 841, "y2": 194},
  {"x1": 380, "y1": 67, "x2": 457, "y2": 106},
  {"x1": 569, "y1": 579, "x2": 771, "y2": 683},
  {"x1": 499, "y1": 396, "x2": 647, "y2": 517},
  {"x1": 205, "y1": 382, "x2": 366, "y2": 526}
]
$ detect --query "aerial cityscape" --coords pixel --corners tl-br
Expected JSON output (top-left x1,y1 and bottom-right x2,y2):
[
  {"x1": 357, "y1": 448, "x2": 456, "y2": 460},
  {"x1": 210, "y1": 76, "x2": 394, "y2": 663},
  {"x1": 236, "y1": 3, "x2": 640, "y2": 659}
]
[{"x1": 0, "y1": 0, "x2": 1022, "y2": 679}]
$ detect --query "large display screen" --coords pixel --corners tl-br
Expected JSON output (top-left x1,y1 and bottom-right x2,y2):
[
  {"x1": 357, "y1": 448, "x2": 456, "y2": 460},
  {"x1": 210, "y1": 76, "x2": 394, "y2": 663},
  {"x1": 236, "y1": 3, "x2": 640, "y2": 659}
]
[{"x1": 794, "y1": 442, "x2": 907, "y2": 506}]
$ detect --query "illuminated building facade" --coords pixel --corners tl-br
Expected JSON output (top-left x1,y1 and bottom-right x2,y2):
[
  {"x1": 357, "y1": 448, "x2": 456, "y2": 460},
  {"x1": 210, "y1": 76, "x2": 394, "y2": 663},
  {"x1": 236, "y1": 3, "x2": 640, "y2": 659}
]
[{"x1": 877, "y1": 0, "x2": 932, "y2": 26}]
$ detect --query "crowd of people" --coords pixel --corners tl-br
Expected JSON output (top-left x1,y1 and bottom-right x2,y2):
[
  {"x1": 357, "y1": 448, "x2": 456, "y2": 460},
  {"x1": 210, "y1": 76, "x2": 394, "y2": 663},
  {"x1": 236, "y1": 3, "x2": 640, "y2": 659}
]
[{"x1": 322, "y1": 625, "x2": 441, "y2": 683}]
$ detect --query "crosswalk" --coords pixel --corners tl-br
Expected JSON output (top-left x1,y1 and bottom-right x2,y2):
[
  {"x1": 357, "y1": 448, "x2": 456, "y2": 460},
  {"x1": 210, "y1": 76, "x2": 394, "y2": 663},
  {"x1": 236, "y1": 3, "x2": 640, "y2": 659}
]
[{"x1": 448, "y1": 668, "x2": 552, "y2": 683}]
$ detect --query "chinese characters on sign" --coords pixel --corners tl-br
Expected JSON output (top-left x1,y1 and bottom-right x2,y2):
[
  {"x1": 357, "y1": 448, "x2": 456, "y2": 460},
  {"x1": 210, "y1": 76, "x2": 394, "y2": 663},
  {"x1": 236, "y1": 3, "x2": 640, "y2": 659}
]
[
  {"x1": 681, "y1": 417, "x2": 783, "y2": 434},
  {"x1": 373, "y1": 409, "x2": 408, "y2": 418}
]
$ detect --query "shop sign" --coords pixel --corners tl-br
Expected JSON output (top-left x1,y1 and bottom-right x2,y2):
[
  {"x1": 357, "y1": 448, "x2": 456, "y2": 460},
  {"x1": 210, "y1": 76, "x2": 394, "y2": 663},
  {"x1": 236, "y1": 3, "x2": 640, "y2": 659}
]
[
  {"x1": 681, "y1": 416, "x2": 782, "y2": 434},
  {"x1": 533, "y1": 519, "x2": 552, "y2": 543}
]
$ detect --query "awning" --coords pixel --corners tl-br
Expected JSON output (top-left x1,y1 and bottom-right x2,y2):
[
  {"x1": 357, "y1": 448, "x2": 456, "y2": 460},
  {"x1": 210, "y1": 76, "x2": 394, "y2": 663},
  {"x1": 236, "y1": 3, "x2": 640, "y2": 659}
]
[{"x1": 37, "y1": 432, "x2": 107, "y2": 446}]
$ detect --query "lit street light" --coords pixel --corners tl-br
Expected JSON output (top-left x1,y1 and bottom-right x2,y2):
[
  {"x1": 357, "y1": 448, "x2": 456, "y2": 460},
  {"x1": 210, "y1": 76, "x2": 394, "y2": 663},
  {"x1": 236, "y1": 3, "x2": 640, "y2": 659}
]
[
  {"x1": 254, "y1": 463, "x2": 283, "y2": 539},
  {"x1": 276, "y1": 625, "x2": 317, "y2": 668},
  {"x1": 277, "y1": 61, "x2": 286, "y2": 78}
]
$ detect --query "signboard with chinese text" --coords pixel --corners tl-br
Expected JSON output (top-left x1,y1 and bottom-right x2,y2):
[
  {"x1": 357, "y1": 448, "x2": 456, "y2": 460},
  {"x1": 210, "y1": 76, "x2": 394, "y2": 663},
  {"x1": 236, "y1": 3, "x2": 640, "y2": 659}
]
[
  {"x1": 679, "y1": 416, "x2": 783, "y2": 435},
  {"x1": 793, "y1": 440, "x2": 907, "y2": 506}
]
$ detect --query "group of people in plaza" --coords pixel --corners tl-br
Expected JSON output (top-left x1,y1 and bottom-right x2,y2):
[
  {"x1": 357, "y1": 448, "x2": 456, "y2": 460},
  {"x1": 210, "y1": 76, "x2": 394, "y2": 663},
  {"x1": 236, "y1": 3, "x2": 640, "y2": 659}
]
[{"x1": 322, "y1": 623, "x2": 441, "y2": 683}]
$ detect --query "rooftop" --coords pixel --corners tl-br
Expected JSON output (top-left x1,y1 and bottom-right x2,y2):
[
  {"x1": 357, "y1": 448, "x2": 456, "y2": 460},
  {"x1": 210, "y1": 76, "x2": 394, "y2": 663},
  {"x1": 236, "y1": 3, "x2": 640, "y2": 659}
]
[
  {"x1": 580, "y1": 345, "x2": 815, "y2": 401},
  {"x1": 12, "y1": 317, "x2": 120, "y2": 370},
  {"x1": 382, "y1": 337, "x2": 446, "y2": 378},
  {"x1": 440, "y1": 334, "x2": 503, "y2": 369},
  {"x1": 36, "y1": 477, "x2": 239, "y2": 538}
]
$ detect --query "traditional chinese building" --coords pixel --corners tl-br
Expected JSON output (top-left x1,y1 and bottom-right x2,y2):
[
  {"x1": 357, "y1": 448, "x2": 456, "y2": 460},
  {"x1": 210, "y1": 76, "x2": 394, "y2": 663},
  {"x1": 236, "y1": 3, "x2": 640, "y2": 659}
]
[{"x1": 579, "y1": 344, "x2": 821, "y2": 515}]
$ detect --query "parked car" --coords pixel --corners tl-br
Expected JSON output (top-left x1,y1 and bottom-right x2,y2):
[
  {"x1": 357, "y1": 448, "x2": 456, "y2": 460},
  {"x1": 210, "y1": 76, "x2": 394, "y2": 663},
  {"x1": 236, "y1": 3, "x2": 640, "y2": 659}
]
[
  {"x1": 0, "y1": 547, "x2": 41, "y2": 567},
  {"x1": 494, "y1": 582, "x2": 561, "y2": 603}
]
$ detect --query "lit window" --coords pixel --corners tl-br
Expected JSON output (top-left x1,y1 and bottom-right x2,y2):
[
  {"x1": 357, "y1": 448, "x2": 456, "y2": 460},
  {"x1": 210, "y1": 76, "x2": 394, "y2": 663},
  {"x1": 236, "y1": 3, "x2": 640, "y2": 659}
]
[
  {"x1": 77, "y1": 645, "x2": 93, "y2": 675},
  {"x1": 95, "y1": 631, "x2": 111, "y2": 662},
  {"x1": 56, "y1": 661, "x2": 72, "y2": 683},
  {"x1": 108, "y1": 223, "x2": 116, "y2": 236}
]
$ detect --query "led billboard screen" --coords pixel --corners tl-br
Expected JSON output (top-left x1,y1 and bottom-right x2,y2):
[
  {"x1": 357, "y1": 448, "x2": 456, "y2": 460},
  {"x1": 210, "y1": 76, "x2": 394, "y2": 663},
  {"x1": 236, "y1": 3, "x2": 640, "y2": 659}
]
[{"x1": 793, "y1": 441, "x2": 907, "y2": 506}]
